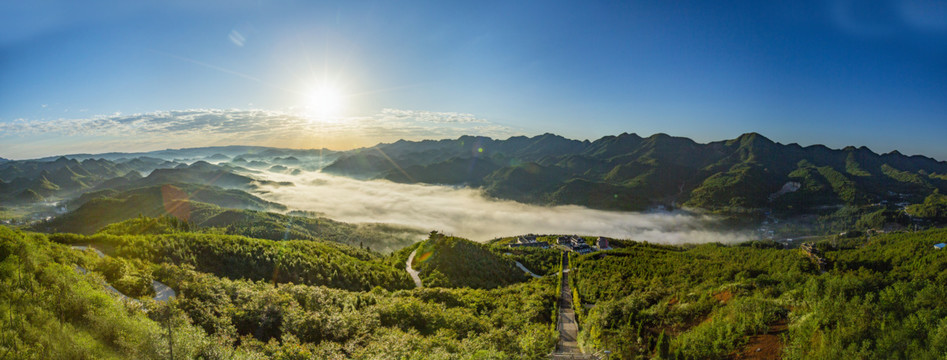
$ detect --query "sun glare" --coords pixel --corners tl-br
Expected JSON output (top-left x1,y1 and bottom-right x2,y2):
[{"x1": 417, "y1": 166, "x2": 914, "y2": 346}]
[{"x1": 306, "y1": 85, "x2": 345, "y2": 120}]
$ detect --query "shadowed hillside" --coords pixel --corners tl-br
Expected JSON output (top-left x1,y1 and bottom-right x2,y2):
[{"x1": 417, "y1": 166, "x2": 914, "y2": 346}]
[
  {"x1": 324, "y1": 133, "x2": 947, "y2": 213},
  {"x1": 34, "y1": 184, "x2": 425, "y2": 252}
]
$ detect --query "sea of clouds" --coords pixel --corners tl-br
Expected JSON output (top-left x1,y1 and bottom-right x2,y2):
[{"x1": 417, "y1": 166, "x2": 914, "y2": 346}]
[{"x1": 253, "y1": 170, "x2": 754, "y2": 244}]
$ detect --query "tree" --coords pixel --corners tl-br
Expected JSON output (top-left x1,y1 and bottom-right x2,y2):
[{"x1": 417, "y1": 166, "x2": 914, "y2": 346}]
[
  {"x1": 152, "y1": 302, "x2": 186, "y2": 360},
  {"x1": 655, "y1": 331, "x2": 669, "y2": 359}
]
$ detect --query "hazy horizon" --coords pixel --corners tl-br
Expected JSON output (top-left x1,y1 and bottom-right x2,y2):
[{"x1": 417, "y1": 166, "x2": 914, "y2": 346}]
[{"x1": 4, "y1": 119, "x2": 945, "y2": 162}]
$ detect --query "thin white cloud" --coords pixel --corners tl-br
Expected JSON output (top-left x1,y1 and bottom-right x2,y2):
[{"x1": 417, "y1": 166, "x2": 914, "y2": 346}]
[
  {"x1": 378, "y1": 108, "x2": 490, "y2": 124},
  {"x1": 228, "y1": 29, "x2": 245, "y2": 46}
]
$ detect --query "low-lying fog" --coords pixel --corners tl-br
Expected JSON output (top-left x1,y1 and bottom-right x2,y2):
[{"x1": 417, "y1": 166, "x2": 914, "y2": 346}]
[{"x1": 253, "y1": 170, "x2": 754, "y2": 244}]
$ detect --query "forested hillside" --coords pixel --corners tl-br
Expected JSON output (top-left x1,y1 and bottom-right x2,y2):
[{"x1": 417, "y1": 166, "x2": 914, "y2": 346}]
[
  {"x1": 323, "y1": 133, "x2": 947, "y2": 213},
  {"x1": 569, "y1": 229, "x2": 947, "y2": 359},
  {"x1": 905, "y1": 190, "x2": 947, "y2": 224},
  {"x1": 0, "y1": 225, "x2": 558, "y2": 359},
  {"x1": 48, "y1": 229, "x2": 413, "y2": 291},
  {"x1": 412, "y1": 232, "x2": 530, "y2": 289},
  {"x1": 0, "y1": 146, "x2": 330, "y2": 209},
  {"x1": 34, "y1": 185, "x2": 425, "y2": 252},
  {"x1": 0, "y1": 156, "x2": 140, "y2": 204}
]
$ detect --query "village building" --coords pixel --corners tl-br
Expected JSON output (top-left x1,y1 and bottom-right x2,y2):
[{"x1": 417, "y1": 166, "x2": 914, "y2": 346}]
[
  {"x1": 596, "y1": 237, "x2": 611, "y2": 250},
  {"x1": 507, "y1": 234, "x2": 550, "y2": 249},
  {"x1": 553, "y1": 235, "x2": 598, "y2": 254},
  {"x1": 573, "y1": 243, "x2": 593, "y2": 254}
]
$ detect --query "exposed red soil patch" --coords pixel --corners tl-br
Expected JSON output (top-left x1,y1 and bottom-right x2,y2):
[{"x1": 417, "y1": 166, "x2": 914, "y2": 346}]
[
  {"x1": 731, "y1": 320, "x2": 788, "y2": 360},
  {"x1": 713, "y1": 290, "x2": 734, "y2": 303}
]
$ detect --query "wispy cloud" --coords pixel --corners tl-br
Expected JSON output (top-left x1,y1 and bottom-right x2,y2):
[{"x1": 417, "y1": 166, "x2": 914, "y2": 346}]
[
  {"x1": 228, "y1": 29, "x2": 245, "y2": 47},
  {"x1": 378, "y1": 108, "x2": 490, "y2": 124},
  {"x1": 0, "y1": 108, "x2": 523, "y2": 159}
]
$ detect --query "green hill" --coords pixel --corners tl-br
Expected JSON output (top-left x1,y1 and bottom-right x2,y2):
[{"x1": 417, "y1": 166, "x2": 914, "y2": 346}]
[
  {"x1": 905, "y1": 190, "x2": 947, "y2": 224},
  {"x1": 71, "y1": 183, "x2": 284, "y2": 211},
  {"x1": 37, "y1": 185, "x2": 424, "y2": 252},
  {"x1": 412, "y1": 232, "x2": 530, "y2": 289},
  {"x1": 49, "y1": 230, "x2": 413, "y2": 291},
  {"x1": 13, "y1": 188, "x2": 44, "y2": 203},
  {"x1": 134, "y1": 161, "x2": 288, "y2": 189},
  {"x1": 0, "y1": 157, "x2": 134, "y2": 202},
  {"x1": 37, "y1": 184, "x2": 280, "y2": 234}
]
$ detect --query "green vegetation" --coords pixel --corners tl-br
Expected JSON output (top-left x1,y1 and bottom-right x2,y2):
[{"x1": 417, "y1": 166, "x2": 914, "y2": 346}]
[
  {"x1": 6, "y1": 139, "x2": 947, "y2": 358},
  {"x1": 413, "y1": 232, "x2": 530, "y2": 289},
  {"x1": 72, "y1": 183, "x2": 284, "y2": 211},
  {"x1": 49, "y1": 230, "x2": 413, "y2": 292},
  {"x1": 487, "y1": 236, "x2": 564, "y2": 276},
  {"x1": 204, "y1": 210, "x2": 425, "y2": 253},
  {"x1": 36, "y1": 186, "x2": 425, "y2": 253},
  {"x1": 497, "y1": 246, "x2": 561, "y2": 276},
  {"x1": 1, "y1": 225, "x2": 559, "y2": 359},
  {"x1": 906, "y1": 190, "x2": 947, "y2": 224},
  {"x1": 323, "y1": 133, "x2": 947, "y2": 215},
  {"x1": 569, "y1": 229, "x2": 947, "y2": 359},
  {"x1": 0, "y1": 226, "x2": 220, "y2": 359},
  {"x1": 0, "y1": 157, "x2": 132, "y2": 203},
  {"x1": 688, "y1": 164, "x2": 776, "y2": 209},
  {"x1": 853, "y1": 208, "x2": 909, "y2": 230}
]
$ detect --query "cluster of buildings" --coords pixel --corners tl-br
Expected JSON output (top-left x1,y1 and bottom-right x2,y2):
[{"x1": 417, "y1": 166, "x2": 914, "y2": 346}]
[
  {"x1": 557, "y1": 235, "x2": 611, "y2": 254},
  {"x1": 505, "y1": 234, "x2": 613, "y2": 254},
  {"x1": 506, "y1": 234, "x2": 551, "y2": 249}
]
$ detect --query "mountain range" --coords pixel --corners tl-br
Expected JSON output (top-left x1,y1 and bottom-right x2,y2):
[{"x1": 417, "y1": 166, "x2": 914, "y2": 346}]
[
  {"x1": 4, "y1": 132, "x2": 946, "y2": 220},
  {"x1": 2, "y1": 133, "x2": 947, "y2": 358},
  {"x1": 323, "y1": 133, "x2": 947, "y2": 212}
]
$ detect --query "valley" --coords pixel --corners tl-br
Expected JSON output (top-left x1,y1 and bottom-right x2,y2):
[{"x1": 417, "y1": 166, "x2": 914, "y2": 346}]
[
  {"x1": 5, "y1": 1, "x2": 944, "y2": 358},
  {"x1": 1, "y1": 133, "x2": 946, "y2": 359}
]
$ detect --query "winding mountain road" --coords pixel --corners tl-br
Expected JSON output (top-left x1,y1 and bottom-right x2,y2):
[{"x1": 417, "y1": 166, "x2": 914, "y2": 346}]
[
  {"x1": 405, "y1": 248, "x2": 423, "y2": 288},
  {"x1": 71, "y1": 245, "x2": 176, "y2": 303},
  {"x1": 515, "y1": 260, "x2": 543, "y2": 278}
]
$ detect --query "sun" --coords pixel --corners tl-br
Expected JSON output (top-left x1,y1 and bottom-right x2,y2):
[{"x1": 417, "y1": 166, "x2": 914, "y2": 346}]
[{"x1": 305, "y1": 84, "x2": 345, "y2": 120}]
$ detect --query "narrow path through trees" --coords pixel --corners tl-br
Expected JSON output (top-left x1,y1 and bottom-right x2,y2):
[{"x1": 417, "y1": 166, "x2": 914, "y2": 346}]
[
  {"x1": 515, "y1": 260, "x2": 543, "y2": 278},
  {"x1": 71, "y1": 245, "x2": 176, "y2": 303},
  {"x1": 556, "y1": 253, "x2": 581, "y2": 355},
  {"x1": 405, "y1": 248, "x2": 423, "y2": 288}
]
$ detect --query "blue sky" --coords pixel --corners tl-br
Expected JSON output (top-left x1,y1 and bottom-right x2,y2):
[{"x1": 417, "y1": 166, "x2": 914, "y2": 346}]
[{"x1": 1, "y1": 0, "x2": 945, "y2": 159}]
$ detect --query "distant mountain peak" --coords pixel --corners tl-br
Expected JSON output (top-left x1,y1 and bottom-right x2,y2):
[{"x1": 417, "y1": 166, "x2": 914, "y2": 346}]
[
  {"x1": 737, "y1": 132, "x2": 774, "y2": 144},
  {"x1": 649, "y1": 133, "x2": 671, "y2": 139}
]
